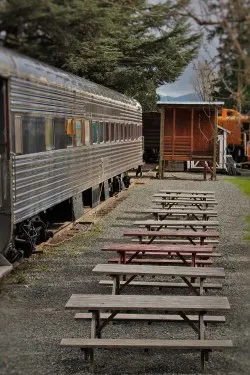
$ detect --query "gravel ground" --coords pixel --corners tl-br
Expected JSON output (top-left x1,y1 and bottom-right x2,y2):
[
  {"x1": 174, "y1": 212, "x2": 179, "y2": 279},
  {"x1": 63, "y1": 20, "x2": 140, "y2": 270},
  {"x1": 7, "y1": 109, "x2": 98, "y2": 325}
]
[{"x1": 1, "y1": 173, "x2": 250, "y2": 375}]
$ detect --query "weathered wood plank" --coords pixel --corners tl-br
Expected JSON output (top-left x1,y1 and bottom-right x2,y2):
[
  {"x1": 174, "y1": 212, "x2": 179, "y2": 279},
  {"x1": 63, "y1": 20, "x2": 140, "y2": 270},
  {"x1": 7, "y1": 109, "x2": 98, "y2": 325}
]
[
  {"x1": 108, "y1": 258, "x2": 213, "y2": 265},
  {"x1": 134, "y1": 220, "x2": 219, "y2": 226},
  {"x1": 93, "y1": 264, "x2": 225, "y2": 278},
  {"x1": 74, "y1": 312, "x2": 225, "y2": 322},
  {"x1": 102, "y1": 243, "x2": 214, "y2": 253},
  {"x1": 159, "y1": 190, "x2": 215, "y2": 195},
  {"x1": 154, "y1": 193, "x2": 216, "y2": 200},
  {"x1": 60, "y1": 338, "x2": 232, "y2": 349},
  {"x1": 123, "y1": 230, "x2": 220, "y2": 238},
  {"x1": 99, "y1": 280, "x2": 222, "y2": 289},
  {"x1": 66, "y1": 294, "x2": 230, "y2": 311},
  {"x1": 153, "y1": 199, "x2": 218, "y2": 205}
]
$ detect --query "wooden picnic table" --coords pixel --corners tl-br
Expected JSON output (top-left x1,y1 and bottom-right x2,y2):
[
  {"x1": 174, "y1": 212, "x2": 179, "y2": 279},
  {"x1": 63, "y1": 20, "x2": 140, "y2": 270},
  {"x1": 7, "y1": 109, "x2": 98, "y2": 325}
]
[
  {"x1": 133, "y1": 220, "x2": 219, "y2": 231},
  {"x1": 140, "y1": 209, "x2": 217, "y2": 221},
  {"x1": 102, "y1": 243, "x2": 215, "y2": 267},
  {"x1": 62, "y1": 293, "x2": 231, "y2": 372},
  {"x1": 154, "y1": 193, "x2": 216, "y2": 201},
  {"x1": 123, "y1": 229, "x2": 219, "y2": 246},
  {"x1": 159, "y1": 190, "x2": 215, "y2": 196},
  {"x1": 93, "y1": 263, "x2": 225, "y2": 295},
  {"x1": 153, "y1": 199, "x2": 218, "y2": 210}
]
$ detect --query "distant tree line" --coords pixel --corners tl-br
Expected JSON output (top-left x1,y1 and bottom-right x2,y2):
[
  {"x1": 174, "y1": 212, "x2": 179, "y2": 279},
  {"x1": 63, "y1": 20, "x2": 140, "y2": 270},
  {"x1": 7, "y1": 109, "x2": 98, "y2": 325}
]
[{"x1": 0, "y1": 0, "x2": 200, "y2": 111}]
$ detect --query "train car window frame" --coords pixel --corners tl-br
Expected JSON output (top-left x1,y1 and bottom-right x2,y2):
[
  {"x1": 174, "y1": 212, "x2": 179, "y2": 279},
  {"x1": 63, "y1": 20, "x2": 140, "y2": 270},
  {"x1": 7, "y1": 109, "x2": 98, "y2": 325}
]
[
  {"x1": 104, "y1": 122, "x2": 110, "y2": 142},
  {"x1": 66, "y1": 119, "x2": 74, "y2": 148},
  {"x1": 110, "y1": 123, "x2": 115, "y2": 142},
  {"x1": 14, "y1": 115, "x2": 23, "y2": 154},
  {"x1": 45, "y1": 117, "x2": 55, "y2": 151},
  {"x1": 22, "y1": 116, "x2": 45, "y2": 154},
  {"x1": 99, "y1": 121, "x2": 104, "y2": 143},
  {"x1": 92, "y1": 120, "x2": 98, "y2": 144},
  {"x1": 84, "y1": 120, "x2": 91, "y2": 146},
  {"x1": 75, "y1": 120, "x2": 82, "y2": 147}
]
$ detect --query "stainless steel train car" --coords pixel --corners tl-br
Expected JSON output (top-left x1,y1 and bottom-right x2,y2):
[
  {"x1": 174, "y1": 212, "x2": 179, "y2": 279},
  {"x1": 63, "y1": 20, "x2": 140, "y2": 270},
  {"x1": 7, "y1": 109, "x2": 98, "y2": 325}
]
[{"x1": 0, "y1": 47, "x2": 143, "y2": 261}]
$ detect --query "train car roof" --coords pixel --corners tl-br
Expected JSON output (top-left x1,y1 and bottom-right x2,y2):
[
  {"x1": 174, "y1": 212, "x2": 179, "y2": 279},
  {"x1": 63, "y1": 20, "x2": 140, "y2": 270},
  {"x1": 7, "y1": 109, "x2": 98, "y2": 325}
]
[{"x1": 0, "y1": 47, "x2": 141, "y2": 110}]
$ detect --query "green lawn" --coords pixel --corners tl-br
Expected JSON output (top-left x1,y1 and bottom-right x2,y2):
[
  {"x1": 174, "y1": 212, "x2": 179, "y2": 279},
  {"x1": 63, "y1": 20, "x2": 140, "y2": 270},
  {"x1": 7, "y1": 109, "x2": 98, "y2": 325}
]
[
  {"x1": 226, "y1": 177, "x2": 250, "y2": 197},
  {"x1": 226, "y1": 177, "x2": 250, "y2": 240}
]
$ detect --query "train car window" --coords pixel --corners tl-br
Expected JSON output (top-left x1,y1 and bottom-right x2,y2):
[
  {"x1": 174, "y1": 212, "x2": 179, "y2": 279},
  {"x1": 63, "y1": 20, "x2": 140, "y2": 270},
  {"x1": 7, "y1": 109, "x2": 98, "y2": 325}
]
[
  {"x1": 14, "y1": 116, "x2": 23, "y2": 154},
  {"x1": 99, "y1": 122, "x2": 104, "y2": 143},
  {"x1": 81, "y1": 120, "x2": 85, "y2": 145},
  {"x1": 110, "y1": 123, "x2": 115, "y2": 141},
  {"x1": 54, "y1": 118, "x2": 67, "y2": 149},
  {"x1": 84, "y1": 120, "x2": 90, "y2": 145},
  {"x1": 105, "y1": 122, "x2": 110, "y2": 142},
  {"x1": 127, "y1": 124, "x2": 131, "y2": 140},
  {"x1": 75, "y1": 120, "x2": 82, "y2": 146},
  {"x1": 124, "y1": 124, "x2": 127, "y2": 140},
  {"x1": 66, "y1": 119, "x2": 74, "y2": 147},
  {"x1": 121, "y1": 123, "x2": 125, "y2": 141},
  {"x1": 92, "y1": 121, "x2": 98, "y2": 144},
  {"x1": 45, "y1": 118, "x2": 54, "y2": 151},
  {"x1": 22, "y1": 116, "x2": 45, "y2": 154}
]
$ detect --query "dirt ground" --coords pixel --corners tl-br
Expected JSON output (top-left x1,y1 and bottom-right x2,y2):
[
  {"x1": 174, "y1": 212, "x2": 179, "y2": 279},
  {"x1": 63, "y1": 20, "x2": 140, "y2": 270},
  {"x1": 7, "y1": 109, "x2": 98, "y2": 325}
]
[{"x1": 1, "y1": 173, "x2": 250, "y2": 375}]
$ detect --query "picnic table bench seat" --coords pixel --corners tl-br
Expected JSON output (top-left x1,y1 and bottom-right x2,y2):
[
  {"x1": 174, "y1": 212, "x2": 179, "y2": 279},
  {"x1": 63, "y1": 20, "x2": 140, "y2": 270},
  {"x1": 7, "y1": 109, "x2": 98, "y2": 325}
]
[
  {"x1": 133, "y1": 220, "x2": 219, "y2": 230},
  {"x1": 60, "y1": 338, "x2": 232, "y2": 374},
  {"x1": 141, "y1": 209, "x2": 218, "y2": 220},
  {"x1": 99, "y1": 279, "x2": 222, "y2": 290},
  {"x1": 108, "y1": 257, "x2": 213, "y2": 265},
  {"x1": 74, "y1": 312, "x2": 226, "y2": 323}
]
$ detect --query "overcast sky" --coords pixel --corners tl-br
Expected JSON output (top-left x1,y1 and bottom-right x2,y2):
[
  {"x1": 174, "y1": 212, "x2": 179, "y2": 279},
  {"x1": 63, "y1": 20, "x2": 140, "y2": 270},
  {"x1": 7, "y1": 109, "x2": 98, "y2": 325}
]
[{"x1": 151, "y1": 0, "x2": 218, "y2": 97}]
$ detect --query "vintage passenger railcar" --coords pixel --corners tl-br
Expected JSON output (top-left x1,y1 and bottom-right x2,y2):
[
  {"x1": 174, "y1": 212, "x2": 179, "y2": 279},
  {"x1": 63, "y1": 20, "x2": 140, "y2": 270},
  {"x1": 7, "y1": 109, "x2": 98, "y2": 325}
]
[{"x1": 0, "y1": 48, "x2": 142, "y2": 261}]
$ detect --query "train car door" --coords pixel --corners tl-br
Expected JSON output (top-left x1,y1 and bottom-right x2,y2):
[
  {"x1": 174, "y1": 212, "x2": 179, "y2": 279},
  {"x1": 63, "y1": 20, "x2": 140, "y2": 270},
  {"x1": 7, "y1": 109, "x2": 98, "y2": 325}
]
[{"x1": 0, "y1": 77, "x2": 12, "y2": 259}]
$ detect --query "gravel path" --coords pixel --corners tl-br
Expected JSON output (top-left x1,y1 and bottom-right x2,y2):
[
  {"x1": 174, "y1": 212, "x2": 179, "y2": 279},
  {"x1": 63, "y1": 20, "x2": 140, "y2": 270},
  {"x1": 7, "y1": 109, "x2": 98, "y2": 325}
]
[{"x1": 1, "y1": 174, "x2": 250, "y2": 375}]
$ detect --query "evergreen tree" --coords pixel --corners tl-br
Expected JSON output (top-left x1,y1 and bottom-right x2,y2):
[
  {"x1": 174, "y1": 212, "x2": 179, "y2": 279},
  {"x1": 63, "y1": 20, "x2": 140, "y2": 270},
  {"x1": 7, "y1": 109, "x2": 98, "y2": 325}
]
[{"x1": 0, "y1": 0, "x2": 200, "y2": 110}]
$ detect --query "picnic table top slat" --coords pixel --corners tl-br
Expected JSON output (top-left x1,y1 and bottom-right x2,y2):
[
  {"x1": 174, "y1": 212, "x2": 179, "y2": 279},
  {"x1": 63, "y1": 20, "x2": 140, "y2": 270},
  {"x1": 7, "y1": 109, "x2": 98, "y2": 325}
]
[
  {"x1": 123, "y1": 230, "x2": 220, "y2": 238},
  {"x1": 133, "y1": 220, "x2": 219, "y2": 226},
  {"x1": 101, "y1": 243, "x2": 214, "y2": 253},
  {"x1": 141, "y1": 209, "x2": 217, "y2": 214},
  {"x1": 153, "y1": 199, "x2": 218, "y2": 205},
  {"x1": 159, "y1": 190, "x2": 215, "y2": 194},
  {"x1": 154, "y1": 193, "x2": 216, "y2": 199},
  {"x1": 93, "y1": 263, "x2": 225, "y2": 277},
  {"x1": 65, "y1": 294, "x2": 230, "y2": 311}
]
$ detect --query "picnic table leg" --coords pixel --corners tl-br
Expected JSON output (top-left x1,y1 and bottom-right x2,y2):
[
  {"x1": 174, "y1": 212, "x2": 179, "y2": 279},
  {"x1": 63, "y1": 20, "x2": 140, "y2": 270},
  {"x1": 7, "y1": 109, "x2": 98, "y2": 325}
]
[
  {"x1": 89, "y1": 311, "x2": 99, "y2": 372},
  {"x1": 199, "y1": 311, "x2": 206, "y2": 373},
  {"x1": 112, "y1": 275, "x2": 120, "y2": 295}
]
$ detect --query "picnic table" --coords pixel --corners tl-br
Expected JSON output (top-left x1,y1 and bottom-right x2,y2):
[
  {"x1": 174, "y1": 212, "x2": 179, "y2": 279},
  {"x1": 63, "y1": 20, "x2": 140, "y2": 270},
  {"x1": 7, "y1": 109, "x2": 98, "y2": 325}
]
[
  {"x1": 154, "y1": 193, "x2": 216, "y2": 201},
  {"x1": 139, "y1": 209, "x2": 217, "y2": 221},
  {"x1": 133, "y1": 220, "x2": 219, "y2": 231},
  {"x1": 93, "y1": 263, "x2": 225, "y2": 295},
  {"x1": 153, "y1": 199, "x2": 218, "y2": 210},
  {"x1": 61, "y1": 293, "x2": 231, "y2": 372},
  {"x1": 159, "y1": 190, "x2": 215, "y2": 196},
  {"x1": 102, "y1": 243, "x2": 216, "y2": 267},
  {"x1": 123, "y1": 229, "x2": 220, "y2": 245}
]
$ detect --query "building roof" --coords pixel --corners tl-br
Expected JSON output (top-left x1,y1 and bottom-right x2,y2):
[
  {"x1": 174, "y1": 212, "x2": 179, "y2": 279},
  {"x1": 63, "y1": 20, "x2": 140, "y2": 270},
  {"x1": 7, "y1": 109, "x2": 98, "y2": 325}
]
[{"x1": 157, "y1": 101, "x2": 224, "y2": 106}]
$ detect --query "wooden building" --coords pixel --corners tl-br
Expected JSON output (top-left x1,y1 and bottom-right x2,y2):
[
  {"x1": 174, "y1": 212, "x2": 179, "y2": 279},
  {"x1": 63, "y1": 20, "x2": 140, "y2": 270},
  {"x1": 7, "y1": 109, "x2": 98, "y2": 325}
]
[{"x1": 157, "y1": 101, "x2": 224, "y2": 178}]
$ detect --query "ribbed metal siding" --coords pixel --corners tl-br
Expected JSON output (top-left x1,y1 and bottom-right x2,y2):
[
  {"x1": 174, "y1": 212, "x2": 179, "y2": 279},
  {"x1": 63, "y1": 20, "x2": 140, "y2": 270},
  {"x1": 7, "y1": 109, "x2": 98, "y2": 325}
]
[
  {"x1": 10, "y1": 77, "x2": 141, "y2": 123},
  {"x1": 13, "y1": 141, "x2": 142, "y2": 224}
]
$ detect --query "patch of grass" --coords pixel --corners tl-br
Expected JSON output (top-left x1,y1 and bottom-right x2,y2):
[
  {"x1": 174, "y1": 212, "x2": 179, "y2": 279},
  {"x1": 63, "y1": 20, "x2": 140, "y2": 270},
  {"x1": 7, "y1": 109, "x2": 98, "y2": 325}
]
[
  {"x1": 13, "y1": 273, "x2": 26, "y2": 284},
  {"x1": 226, "y1": 178, "x2": 250, "y2": 241},
  {"x1": 225, "y1": 177, "x2": 250, "y2": 197}
]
